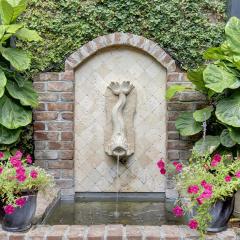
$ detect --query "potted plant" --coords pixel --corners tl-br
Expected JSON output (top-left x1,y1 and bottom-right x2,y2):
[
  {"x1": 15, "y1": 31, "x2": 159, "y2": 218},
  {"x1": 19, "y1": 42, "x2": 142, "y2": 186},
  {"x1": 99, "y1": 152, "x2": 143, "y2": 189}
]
[
  {"x1": 0, "y1": 150, "x2": 54, "y2": 232},
  {"x1": 157, "y1": 153, "x2": 240, "y2": 237}
]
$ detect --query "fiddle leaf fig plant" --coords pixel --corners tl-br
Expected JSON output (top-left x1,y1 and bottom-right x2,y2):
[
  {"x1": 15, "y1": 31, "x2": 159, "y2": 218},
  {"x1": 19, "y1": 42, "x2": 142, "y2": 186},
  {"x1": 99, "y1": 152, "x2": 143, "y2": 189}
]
[
  {"x1": 166, "y1": 16, "x2": 240, "y2": 154},
  {"x1": 0, "y1": 0, "x2": 41, "y2": 146}
]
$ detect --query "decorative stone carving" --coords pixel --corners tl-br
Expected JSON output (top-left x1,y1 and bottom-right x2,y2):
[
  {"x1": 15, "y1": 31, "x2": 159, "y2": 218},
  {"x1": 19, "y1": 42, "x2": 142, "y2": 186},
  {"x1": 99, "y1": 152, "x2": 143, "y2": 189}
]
[{"x1": 105, "y1": 81, "x2": 136, "y2": 160}]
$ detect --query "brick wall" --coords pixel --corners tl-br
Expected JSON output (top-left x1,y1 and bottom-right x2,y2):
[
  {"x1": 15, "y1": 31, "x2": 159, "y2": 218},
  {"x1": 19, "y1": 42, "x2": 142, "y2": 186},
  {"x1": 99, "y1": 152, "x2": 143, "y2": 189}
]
[{"x1": 33, "y1": 33, "x2": 205, "y2": 198}]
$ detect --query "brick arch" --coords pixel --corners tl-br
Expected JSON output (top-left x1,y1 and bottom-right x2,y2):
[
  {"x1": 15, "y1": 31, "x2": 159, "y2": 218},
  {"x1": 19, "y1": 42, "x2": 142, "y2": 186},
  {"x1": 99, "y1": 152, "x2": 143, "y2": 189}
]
[{"x1": 65, "y1": 32, "x2": 176, "y2": 73}]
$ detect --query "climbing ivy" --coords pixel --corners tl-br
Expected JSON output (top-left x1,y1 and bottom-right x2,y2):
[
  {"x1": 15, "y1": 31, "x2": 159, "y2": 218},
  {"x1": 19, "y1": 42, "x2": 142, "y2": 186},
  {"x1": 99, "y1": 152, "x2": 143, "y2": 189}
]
[{"x1": 19, "y1": 0, "x2": 227, "y2": 73}]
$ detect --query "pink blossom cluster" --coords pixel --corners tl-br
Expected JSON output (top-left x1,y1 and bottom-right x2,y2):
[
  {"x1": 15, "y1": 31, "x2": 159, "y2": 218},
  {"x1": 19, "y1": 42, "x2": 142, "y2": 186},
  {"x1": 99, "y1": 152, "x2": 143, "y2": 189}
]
[
  {"x1": 0, "y1": 151, "x2": 4, "y2": 159},
  {"x1": 173, "y1": 162, "x2": 183, "y2": 173},
  {"x1": 172, "y1": 205, "x2": 183, "y2": 217},
  {"x1": 157, "y1": 159, "x2": 166, "y2": 175}
]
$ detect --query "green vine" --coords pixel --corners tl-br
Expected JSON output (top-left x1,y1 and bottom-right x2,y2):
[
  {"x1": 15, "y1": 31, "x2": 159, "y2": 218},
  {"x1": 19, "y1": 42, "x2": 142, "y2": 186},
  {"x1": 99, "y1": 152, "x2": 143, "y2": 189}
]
[{"x1": 20, "y1": 0, "x2": 227, "y2": 73}]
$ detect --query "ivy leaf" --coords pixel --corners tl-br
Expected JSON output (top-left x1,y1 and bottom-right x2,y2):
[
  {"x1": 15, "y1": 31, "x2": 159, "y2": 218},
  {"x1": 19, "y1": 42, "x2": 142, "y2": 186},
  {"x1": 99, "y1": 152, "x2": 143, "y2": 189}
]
[
  {"x1": 166, "y1": 85, "x2": 189, "y2": 100},
  {"x1": 0, "y1": 47, "x2": 31, "y2": 71},
  {"x1": 220, "y1": 129, "x2": 236, "y2": 148},
  {"x1": 216, "y1": 92, "x2": 240, "y2": 127},
  {"x1": 0, "y1": 0, "x2": 13, "y2": 24},
  {"x1": 203, "y1": 64, "x2": 240, "y2": 93},
  {"x1": 193, "y1": 106, "x2": 213, "y2": 122},
  {"x1": 0, "y1": 124, "x2": 21, "y2": 144},
  {"x1": 0, "y1": 95, "x2": 32, "y2": 129},
  {"x1": 0, "y1": 68, "x2": 7, "y2": 98},
  {"x1": 187, "y1": 67, "x2": 208, "y2": 93},
  {"x1": 15, "y1": 27, "x2": 42, "y2": 42},
  {"x1": 6, "y1": 80, "x2": 38, "y2": 108},
  {"x1": 175, "y1": 112, "x2": 202, "y2": 136},
  {"x1": 193, "y1": 136, "x2": 220, "y2": 155}
]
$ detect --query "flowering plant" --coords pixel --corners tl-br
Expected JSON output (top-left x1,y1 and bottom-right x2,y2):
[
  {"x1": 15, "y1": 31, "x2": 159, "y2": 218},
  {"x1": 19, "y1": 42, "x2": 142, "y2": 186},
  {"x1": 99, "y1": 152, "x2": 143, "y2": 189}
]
[
  {"x1": 0, "y1": 150, "x2": 54, "y2": 215},
  {"x1": 157, "y1": 153, "x2": 240, "y2": 235}
]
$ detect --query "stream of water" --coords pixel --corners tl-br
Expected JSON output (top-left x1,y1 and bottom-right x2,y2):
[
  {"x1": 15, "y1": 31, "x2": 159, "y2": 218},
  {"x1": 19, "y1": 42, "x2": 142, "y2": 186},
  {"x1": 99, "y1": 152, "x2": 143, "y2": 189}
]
[{"x1": 114, "y1": 155, "x2": 120, "y2": 218}]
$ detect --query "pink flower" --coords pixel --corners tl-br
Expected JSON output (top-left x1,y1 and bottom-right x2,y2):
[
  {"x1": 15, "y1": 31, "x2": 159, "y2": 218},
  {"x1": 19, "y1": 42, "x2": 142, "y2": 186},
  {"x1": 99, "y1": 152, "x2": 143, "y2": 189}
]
[
  {"x1": 16, "y1": 167, "x2": 25, "y2": 175},
  {"x1": 10, "y1": 156, "x2": 22, "y2": 168},
  {"x1": 26, "y1": 154, "x2": 32, "y2": 164},
  {"x1": 175, "y1": 163, "x2": 182, "y2": 172},
  {"x1": 30, "y1": 170, "x2": 38, "y2": 179},
  {"x1": 201, "y1": 181, "x2": 213, "y2": 191},
  {"x1": 201, "y1": 189, "x2": 212, "y2": 199},
  {"x1": 15, "y1": 197, "x2": 27, "y2": 207},
  {"x1": 173, "y1": 161, "x2": 178, "y2": 166},
  {"x1": 157, "y1": 159, "x2": 165, "y2": 169},
  {"x1": 187, "y1": 185, "x2": 199, "y2": 194},
  {"x1": 235, "y1": 171, "x2": 240, "y2": 178},
  {"x1": 172, "y1": 205, "x2": 184, "y2": 217},
  {"x1": 201, "y1": 180, "x2": 207, "y2": 187},
  {"x1": 0, "y1": 167, "x2": 3, "y2": 174},
  {"x1": 212, "y1": 153, "x2": 222, "y2": 163},
  {"x1": 4, "y1": 204, "x2": 15, "y2": 215},
  {"x1": 196, "y1": 197, "x2": 203, "y2": 205},
  {"x1": 188, "y1": 219, "x2": 198, "y2": 229},
  {"x1": 15, "y1": 150, "x2": 23, "y2": 160},
  {"x1": 225, "y1": 175, "x2": 232, "y2": 182},
  {"x1": 210, "y1": 160, "x2": 219, "y2": 167},
  {"x1": 0, "y1": 151, "x2": 4, "y2": 159},
  {"x1": 160, "y1": 168, "x2": 166, "y2": 175},
  {"x1": 16, "y1": 174, "x2": 27, "y2": 182}
]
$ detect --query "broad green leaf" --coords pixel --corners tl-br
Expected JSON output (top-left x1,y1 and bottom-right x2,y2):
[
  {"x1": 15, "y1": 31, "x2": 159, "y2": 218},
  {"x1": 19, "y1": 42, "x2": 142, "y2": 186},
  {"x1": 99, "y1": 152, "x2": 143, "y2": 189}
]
[
  {"x1": 225, "y1": 16, "x2": 240, "y2": 54},
  {"x1": 187, "y1": 67, "x2": 208, "y2": 93},
  {"x1": 0, "y1": 68, "x2": 7, "y2": 98},
  {"x1": 0, "y1": 25, "x2": 6, "y2": 40},
  {"x1": 216, "y1": 92, "x2": 240, "y2": 127},
  {"x1": 15, "y1": 27, "x2": 42, "y2": 42},
  {"x1": 6, "y1": 23, "x2": 23, "y2": 33},
  {"x1": 1, "y1": 33, "x2": 11, "y2": 42},
  {"x1": 175, "y1": 112, "x2": 202, "y2": 136},
  {"x1": 0, "y1": 0, "x2": 13, "y2": 24},
  {"x1": 203, "y1": 47, "x2": 231, "y2": 61},
  {"x1": 0, "y1": 124, "x2": 21, "y2": 144},
  {"x1": 7, "y1": 0, "x2": 27, "y2": 21},
  {"x1": 220, "y1": 129, "x2": 236, "y2": 147},
  {"x1": 203, "y1": 64, "x2": 240, "y2": 93},
  {"x1": 1, "y1": 47, "x2": 30, "y2": 70},
  {"x1": 193, "y1": 136, "x2": 220, "y2": 155},
  {"x1": 6, "y1": 80, "x2": 38, "y2": 107},
  {"x1": 14, "y1": 74, "x2": 25, "y2": 87},
  {"x1": 228, "y1": 127, "x2": 240, "y2": 144},
  {"x1": 193, "y1": 106, "x2": 213, "y2": 122},
  {"x1": 0, "y1": 95, "x2": 32, "y2": 129},
  {"x1": 166, "y1": 85, "x2": 189, "y2": 100}
]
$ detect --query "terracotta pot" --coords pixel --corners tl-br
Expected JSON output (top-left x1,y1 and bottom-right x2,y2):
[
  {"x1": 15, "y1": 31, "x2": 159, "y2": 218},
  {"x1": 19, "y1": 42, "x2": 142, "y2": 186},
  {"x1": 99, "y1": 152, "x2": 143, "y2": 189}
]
[{"x1": 2, "y1": 192, "x2": 37, "y2": 232}]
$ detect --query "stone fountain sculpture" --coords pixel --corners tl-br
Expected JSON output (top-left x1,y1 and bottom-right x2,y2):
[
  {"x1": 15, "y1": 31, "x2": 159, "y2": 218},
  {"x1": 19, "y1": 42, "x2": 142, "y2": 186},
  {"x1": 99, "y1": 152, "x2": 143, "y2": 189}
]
[{"x1": 105, "y1": 81, "x2": 136, "y2": 160}]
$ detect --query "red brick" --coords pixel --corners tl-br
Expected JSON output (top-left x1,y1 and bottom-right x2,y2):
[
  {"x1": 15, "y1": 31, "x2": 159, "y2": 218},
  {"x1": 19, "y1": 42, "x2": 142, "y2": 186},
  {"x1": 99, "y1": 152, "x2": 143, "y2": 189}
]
[
  {"x1": 0, "y1": 231, "x2": 8, "y2": 240},
  {"x1": 39, "y1": 72, "x2": 59, "y2": 81},
  {"x1": 47, "y1": 225, "x2": 68, "y2": 240},
  {"x1": 61, "y1": 112, "x2": 73, "y2": 120},
  {"x1": 39, "y1": 93, "x2": 58, "y2": 102},
  {"x1": 61, "y1": 169, "x2": 74, "y2": 178},
  {"x1": 35, "y1": 103, "x2": 45, "y2": 111},
  {"x1": 167, "y1": 73, "x2": 182, "y2": 82},
  {"x1": 167, "y1": 103, "x2": 194, "y2": 111},
  {"x1": 34, "y1": 132, "x2": 59, "y2": 141},
  {"x1": 48, "y1": 160, "x2": 73, "y2": 169},
  {"x1": 27, "y1": 225, "x2": 50, "y2": 240},
  {"x1": 167, "y1": 122, "x2": 176, "y2": 131},
  {"x1": 144, "y1": 226, "x2": 161, "y2": 240},
  {"x1": 59, "y1": 150, "x2": 74, "y2": 160},
  {"x1": 33, "y1": 112, "x2": 58, "y2": 121},
  {"x1": 168, "y1": 132, "x2": 179, "y2": 140},
  {"x1": 107, "y1": 225, "x2": 122, "y2": 240},
  {"x1": 48, "y1": 103, "x2": 73, "y2": 111},
  {"x1": 33, "y1": 82, "x2": 46, "y2": 92},
  {"x1": 61, "y1": 132, "x2": 73, "y2": 141},
  {"x1": 47, "y1": 122, "x2": 73, "y2": 131},
  {"x1": 48, "y1": 81, "x2": 73, "y2": 92},
  {"x1": 35, "y1": 150, "x2": 58, "y2": 160},
  {"x1": 9, "y1": 233, "x2": 25, "y2": 240},
  {"x1": 67, "y1": 225, "x2": 85, "y2": 240},
  {"x1": 56, "y1": 179, "x2": 73, "y2": 188},
  {"x1": 34, "y1": 122, "x2": 45, "y2": 131},
  {"x1": 59, "y1": 71, "x2": 74, "y2": 81},
  {"x1": 126, "y1": 226, "x2": 142, "y2": 240},
  {"x1": 47, "y1": 169, "x2": 61, "y2": 179},
  {"x1": 48, "y1": 141, "x2": 74, "y2": 150},
  {"x1": 59, "y1": 93, "x2": 74, "y2": 102},
  {"x1": 35, "y1": 160, "x2": 47, "y2": 168},
  {"x1": 161, "y1": 225, "x2": 181, "y2": 240},
  {"x1": 88, "y1": 225, "x2": 105, "y2": 240}
]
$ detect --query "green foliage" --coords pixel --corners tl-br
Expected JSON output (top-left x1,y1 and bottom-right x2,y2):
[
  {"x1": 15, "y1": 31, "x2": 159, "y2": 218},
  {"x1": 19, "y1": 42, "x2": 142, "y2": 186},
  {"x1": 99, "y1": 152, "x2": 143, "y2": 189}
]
[
  {"x1": 193, "y1": 136, "x2": 220, "y2": 155},
  {"x1": 176, "y1": 153, "x2": 240, "y2": 235},
  {"x1": 18, "y1": 0, "x2": 226, "y2": 73},
  {"x1": 168, "y1": 17, "x2": 240, "y2": 154},
  {"x1": 0, "y1": 0, "x2": 41, "y2": 145}
]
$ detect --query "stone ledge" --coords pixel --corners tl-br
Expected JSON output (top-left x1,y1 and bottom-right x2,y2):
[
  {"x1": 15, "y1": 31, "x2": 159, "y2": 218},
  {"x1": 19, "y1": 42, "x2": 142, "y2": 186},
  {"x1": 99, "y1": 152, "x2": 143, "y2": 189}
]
[{"x1": 0, "y1": 225, "x2": 238, "y2": 239}]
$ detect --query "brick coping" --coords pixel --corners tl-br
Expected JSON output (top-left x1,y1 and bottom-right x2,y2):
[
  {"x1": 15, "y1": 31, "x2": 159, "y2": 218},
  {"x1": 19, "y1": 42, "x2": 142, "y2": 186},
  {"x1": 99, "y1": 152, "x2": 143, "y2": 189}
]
[{"x1": 0, "y1": 224, "x2": 238, "y2": 239}]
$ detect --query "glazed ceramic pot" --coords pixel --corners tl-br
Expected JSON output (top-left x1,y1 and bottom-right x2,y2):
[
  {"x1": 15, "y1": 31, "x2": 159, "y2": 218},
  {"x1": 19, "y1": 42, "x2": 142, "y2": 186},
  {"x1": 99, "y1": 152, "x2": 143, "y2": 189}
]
[{"x1": 2, "y1": 192, "x2": 37, "y2": 232}]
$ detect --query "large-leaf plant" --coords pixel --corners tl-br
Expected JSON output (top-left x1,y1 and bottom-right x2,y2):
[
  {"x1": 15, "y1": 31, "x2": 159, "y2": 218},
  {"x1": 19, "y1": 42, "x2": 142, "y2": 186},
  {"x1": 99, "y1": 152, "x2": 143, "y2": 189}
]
[
  {"x1": 0, "y1": 0, "x2": 41, "y2": 146},
  {"x1": 167, "y1": 17, "x2": 240, "y2": 155}
]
